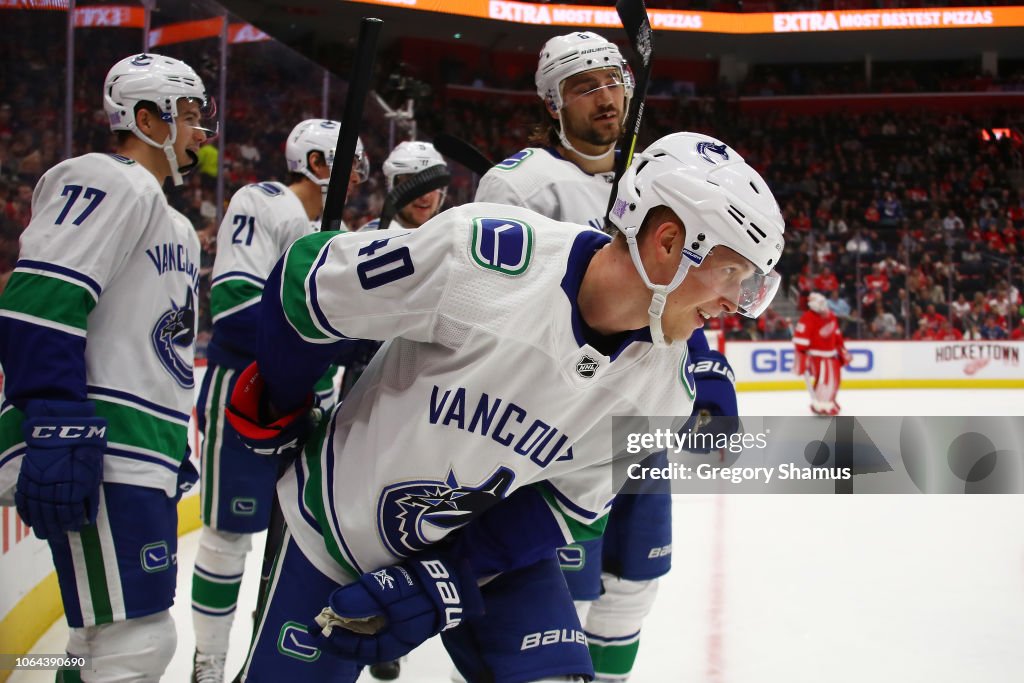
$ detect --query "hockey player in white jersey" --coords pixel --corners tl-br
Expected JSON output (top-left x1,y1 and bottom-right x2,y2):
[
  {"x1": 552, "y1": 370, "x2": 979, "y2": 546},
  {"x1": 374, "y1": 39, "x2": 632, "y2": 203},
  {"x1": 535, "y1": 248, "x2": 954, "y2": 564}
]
[
  {"x1": 363, "y1": 140, "x2": 449, "y2": 233},
  {"x1": 0, "y1": 53, "x2": 212, "y2": 681},
  {"x1": 476, "y1": 31, "x2": 631, "y2": 231},
  {"x1": 478, "y1": 32, "x2": 741, "y2": 682},
  {"x1": 190, "y1": 119, "x2": 369, "y2": 682},
  {"x1": 225, "y1": 131, "x2": 784, "y2": 682}
]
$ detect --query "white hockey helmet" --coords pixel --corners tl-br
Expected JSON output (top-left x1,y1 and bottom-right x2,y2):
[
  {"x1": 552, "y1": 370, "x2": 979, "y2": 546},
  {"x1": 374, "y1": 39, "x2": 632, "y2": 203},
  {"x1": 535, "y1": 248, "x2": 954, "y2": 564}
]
[
  {"x1": 807, "y1": 291, "x2": 829, "y2": 313},
  {"x1": 286, "y1": 119, "x2": 369, "y2": 188},
  {"x1": 535, "y1": 32, "x2": 633, "y2": 161},
  {"x1": 608, "y1": 132, "x2": 785, "y2": 345},
  {"x1": 103, "y1": 53, "x2": 213, "y2": 185},
  {"x1": 382, "y1": 141, "x2": 448, "y2": 191},
  {"x1": 536, "y1": 31, "x2": 633, "y2": 113}
]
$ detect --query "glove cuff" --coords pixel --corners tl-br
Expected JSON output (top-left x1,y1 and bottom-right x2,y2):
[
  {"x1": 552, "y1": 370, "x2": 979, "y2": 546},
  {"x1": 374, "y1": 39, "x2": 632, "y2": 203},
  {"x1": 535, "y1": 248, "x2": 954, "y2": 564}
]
[{"x1": 22, "y1": 401, "x2": 107, "y2": 448}]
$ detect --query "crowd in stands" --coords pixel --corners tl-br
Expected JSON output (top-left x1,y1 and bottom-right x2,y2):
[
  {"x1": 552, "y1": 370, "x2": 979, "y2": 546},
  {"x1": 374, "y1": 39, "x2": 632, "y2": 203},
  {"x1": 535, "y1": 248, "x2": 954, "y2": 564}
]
[
  {"x1": 741, "y1": 60, "x2": 1024, "y2": 97},
  {"x1": 2, "y1": 9, "x2": 1023, "y2": 344}
]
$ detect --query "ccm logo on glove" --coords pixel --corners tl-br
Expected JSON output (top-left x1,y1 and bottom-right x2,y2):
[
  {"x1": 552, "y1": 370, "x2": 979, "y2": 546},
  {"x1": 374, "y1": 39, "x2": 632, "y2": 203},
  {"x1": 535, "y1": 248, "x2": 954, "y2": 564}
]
[{"x1": 30, "y1": 425, "x2": 107, "y2": 440}]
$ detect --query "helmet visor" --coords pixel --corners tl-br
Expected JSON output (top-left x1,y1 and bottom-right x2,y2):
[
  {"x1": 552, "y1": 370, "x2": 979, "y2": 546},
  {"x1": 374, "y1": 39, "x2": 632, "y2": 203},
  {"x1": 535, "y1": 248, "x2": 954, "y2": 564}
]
[
  {"x1": 560, "y1": 67, "x2": 628, "y2": 110},
  {"x1": 177, "y1": 95, "x2": 218, "y2": 143},
  {"x1": 734, "y1": 269, "x2": 781, "y2": 318},
  {"x1": 688, "y1": 247, "x2": 782, "y2": 319}
]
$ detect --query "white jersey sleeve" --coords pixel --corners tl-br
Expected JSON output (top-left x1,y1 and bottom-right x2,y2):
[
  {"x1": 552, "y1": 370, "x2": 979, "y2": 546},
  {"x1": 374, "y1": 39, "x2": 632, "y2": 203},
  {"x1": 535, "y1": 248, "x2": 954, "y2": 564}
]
[{"x1": 276, "y1": 214, "x2": 459, "y2": 345}]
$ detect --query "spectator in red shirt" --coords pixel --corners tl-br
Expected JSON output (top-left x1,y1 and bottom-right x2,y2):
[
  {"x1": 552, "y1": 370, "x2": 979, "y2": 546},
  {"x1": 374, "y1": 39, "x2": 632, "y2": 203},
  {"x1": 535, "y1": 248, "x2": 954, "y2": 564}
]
[
  {"x1": 813, "y1": 266, "x2": 839, "y2": 293},
  {"x1": 864, "y1": 263, "x2": 890, "y2": 294},
  {"x1": 920, "y1": 303, "x2": 947, "y2": 329},
  {"x1": 935, "y1": 320, "x2": 963, "y2": 341}
]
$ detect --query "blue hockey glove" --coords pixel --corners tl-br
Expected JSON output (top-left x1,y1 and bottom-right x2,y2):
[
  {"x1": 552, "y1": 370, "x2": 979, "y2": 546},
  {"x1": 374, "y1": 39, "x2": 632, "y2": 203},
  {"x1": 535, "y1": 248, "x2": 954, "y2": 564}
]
[
  {"x1": 310, "y1": 554, "x2": 483, "y2": 665},
  {"x1": 690, "y1": 349, "x2": 738, "y2": 418},
  {"x1": 15, "y1": 400, "x2": 106, "y2": 540},
  {"x1": 685, "y1": 349, "x2": 739, "y2": 452},
  {"x1": 225, "y1": 362, "x2": 319, "y2": 458}
]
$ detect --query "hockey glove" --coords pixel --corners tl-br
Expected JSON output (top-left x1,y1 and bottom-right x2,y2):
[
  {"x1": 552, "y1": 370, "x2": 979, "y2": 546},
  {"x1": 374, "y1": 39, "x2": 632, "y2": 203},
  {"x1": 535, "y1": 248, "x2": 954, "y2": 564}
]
[
  {"x1": 15, "y1": 400, "x2": 106, "y2": 540},
  {"x1": 684, "y1": 349, "x2": 739, "y2": 453},
  {"x1": 225, "y1": 362, "x2": 319, "y2": 458},
  {"x1": 310, "y1": 554, "x2": 483, "y2": 665}
]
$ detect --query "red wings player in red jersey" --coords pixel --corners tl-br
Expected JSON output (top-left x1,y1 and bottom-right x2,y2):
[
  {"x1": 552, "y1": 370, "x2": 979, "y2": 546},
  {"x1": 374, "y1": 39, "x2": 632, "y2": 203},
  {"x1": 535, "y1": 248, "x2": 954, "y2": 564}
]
[{"x1": 793, "y1": 292, "x2": 851, "y2": 415}]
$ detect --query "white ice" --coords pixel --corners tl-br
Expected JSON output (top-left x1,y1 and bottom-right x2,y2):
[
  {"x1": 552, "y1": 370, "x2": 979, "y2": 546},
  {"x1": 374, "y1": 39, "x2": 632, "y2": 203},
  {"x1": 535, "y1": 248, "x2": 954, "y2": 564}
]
[{"x1": 12, "y1": 388, "x2": 1024, "y2": 682}]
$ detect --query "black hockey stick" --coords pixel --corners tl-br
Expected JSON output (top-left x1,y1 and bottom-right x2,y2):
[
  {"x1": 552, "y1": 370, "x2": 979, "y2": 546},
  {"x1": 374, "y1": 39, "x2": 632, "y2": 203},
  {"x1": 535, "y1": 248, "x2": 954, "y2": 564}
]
[
  {"x1": 378, "y1": 165, "x2": 452, "y2": 230},
  {"x1": 321, "y1": 17, "x2": 383, "y2": 232},
  {"x1": 434, "y1": 132, "x2": 495, "y2": 176},
  {"x1": 249, "y1": 17, "x2": 383, "y2": 643},
  {"x1": 604, "y1": 0, "x2": 654, "y2": 226}
]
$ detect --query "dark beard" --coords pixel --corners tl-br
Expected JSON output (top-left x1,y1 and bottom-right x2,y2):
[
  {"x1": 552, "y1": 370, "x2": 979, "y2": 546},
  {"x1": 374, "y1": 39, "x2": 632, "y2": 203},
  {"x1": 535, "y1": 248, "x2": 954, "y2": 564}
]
[{"x1": 569, "y1": 115, "x2": 621, "y2": 148}]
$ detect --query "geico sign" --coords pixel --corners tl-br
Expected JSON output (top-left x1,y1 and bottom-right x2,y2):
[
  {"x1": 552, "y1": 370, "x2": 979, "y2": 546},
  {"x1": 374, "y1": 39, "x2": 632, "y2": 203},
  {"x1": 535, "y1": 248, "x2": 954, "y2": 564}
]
[{"x1": 751, "y1": 349, "x2": 873, "y2": 373}]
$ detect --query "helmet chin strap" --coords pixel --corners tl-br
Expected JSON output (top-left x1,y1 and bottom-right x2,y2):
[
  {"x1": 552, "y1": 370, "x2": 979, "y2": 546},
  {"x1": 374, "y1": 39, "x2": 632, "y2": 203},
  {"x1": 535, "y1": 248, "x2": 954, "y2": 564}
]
[
  {"x1": 624, "y1": 231, "x2": 695, "y2": 347},
  {"x1": 558, "y1": 126, "x2": 615, "y2": 162},
  {"x1": 131, "y1": 118, "x2": 187, "y2": 186}
]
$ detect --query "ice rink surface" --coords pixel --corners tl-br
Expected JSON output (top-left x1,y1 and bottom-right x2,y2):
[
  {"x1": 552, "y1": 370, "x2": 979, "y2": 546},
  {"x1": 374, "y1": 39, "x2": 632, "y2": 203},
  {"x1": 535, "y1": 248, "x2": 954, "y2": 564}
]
[{"x1": 12, "y1": 387, "x2": 1024, "y2": 682}]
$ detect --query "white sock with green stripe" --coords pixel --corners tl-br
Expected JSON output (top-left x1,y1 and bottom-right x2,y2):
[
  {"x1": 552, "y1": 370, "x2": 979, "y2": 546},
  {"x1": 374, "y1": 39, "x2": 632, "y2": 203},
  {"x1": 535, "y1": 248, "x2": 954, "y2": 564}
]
[
  {"x1": 585, "y1": 576, "x2": 659, "y2": 682},
  {"x1": 191, "y1": 527, "x2": 252, "y2": 654}
]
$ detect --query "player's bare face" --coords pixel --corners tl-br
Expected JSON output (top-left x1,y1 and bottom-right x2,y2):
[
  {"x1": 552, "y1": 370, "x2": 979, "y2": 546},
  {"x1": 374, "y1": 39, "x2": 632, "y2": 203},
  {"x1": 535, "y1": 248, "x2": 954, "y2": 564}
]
[
  {"x1": 395, "y1": 174, "x2": 444, "y2": 228},
  {"x1": 663, "y1": 246, "x2": 754, "y2": 344},
  {"x1": 559, "y1": 68, "x2": 626, "y2": 150}
]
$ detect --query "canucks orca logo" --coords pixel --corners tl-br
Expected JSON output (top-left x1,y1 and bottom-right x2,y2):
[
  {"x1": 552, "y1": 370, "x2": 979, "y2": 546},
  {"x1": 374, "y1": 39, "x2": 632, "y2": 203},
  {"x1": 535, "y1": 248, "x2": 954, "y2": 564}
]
[
  {"x1": 378, "y1": 467, "x2": 515, "y2": 557},
  {"x1": 696, "y1": 141, "x2": 729, "y2": 165},
  {"x1": 151, "y1": 288, "x2": 195, "y2": 389},
  {"x1": 130, "y1": 54, "x2": 154, "y2": 67}
]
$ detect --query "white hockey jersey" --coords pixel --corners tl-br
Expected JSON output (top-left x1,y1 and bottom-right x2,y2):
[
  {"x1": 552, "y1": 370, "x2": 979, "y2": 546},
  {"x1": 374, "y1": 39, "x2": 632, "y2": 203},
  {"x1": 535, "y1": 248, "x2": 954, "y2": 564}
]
[
  {"x1": 268, "y1": 203, "x2": 695, "y2": 581},
  {"x1": 209, "y1": 181, "x2": 314, "y2": 330},
  {"x1": 0, "y1": 153, "x2": 199, "y2": 497},
  {"x1": 475, "y1": 148, "x2": 614, "y2": 231},
  {"x1": 207, "y1": 181, "x2": 340, "y2": 404}
]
